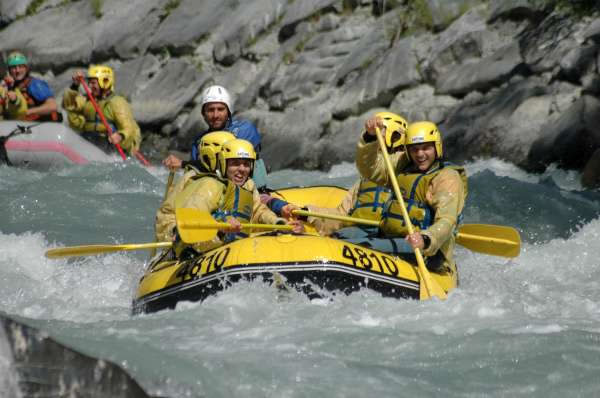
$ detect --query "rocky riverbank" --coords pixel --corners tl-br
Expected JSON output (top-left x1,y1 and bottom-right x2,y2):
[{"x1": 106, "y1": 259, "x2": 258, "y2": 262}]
[{"x1": 1, "y1": 0, "x2": 599, "y2": 186}]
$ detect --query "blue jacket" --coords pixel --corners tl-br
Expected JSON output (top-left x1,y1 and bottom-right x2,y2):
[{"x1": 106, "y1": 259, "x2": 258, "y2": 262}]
[
  {"x1": 191, "y1": 117, "x2": 261, "y2": 160},
  {"x1": 25, "y1": 77, "x2": 55, "y2": 105}
]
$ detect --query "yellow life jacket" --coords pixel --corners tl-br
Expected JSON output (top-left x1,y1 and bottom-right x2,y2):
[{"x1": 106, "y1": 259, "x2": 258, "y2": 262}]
[
  {"x1": 381, "y1": 162, "x2": 467, "y2": 236},
  {"x1": 349, "y1": 179, "x2": 391, "y2": 221},
  {"x1": 81, "y1": 94, "x2": 118, "y2": 135},
  {"x1": 213, "y1": 179, "x2": 254, "y2": 242}
]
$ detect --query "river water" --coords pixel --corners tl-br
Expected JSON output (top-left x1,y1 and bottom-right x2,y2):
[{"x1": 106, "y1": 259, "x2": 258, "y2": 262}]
[{"x1": 1, "y1": 159, "x2": 599, "y2": 397}]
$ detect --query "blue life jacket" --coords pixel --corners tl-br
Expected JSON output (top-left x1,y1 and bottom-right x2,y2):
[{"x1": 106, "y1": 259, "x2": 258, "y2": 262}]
[{"x1": 26, "y1": 78, "x2": 54, "y2": 104}]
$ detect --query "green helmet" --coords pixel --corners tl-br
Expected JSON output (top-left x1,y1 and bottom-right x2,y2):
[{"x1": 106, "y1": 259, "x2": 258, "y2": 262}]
[{"x1": 7, "y1": 51, "x2": 28, "y2": 67}]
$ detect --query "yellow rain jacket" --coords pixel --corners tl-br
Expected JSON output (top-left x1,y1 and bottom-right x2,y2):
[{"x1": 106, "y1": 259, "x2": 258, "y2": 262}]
[
  {"x1": 155, "y1": 165, "x2": 206, "y2": 242},
  {"x1": 155, "y1": 173, "x2": 284, "y2": 253},
  {"x1": 0, "y1": 86, "x2": 28, "y2": 120},
  {"x1": 356, "y1": 135, "x2": 467, "y2": 267},
  {"x1": 62, "y1": 88, "x2": 141, "y2": 153}
]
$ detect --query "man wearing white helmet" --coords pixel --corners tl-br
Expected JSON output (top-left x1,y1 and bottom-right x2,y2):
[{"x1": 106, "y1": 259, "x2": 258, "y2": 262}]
[{"x1": 163, "y1": 84, "x2": 268, "y2": 189}]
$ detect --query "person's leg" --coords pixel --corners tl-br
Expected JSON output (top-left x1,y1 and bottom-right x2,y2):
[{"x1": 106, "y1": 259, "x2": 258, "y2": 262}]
[{"x1": 333, "y1": 226, "x2": 376, "y2": 240}]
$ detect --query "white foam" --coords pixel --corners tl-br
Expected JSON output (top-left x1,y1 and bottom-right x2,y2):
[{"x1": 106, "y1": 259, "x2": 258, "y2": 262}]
[{"x1": 466, "y1": 158, "x2": 585, "y2": 191}]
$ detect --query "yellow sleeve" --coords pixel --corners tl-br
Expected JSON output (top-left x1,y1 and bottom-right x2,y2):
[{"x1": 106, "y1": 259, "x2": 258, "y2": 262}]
[
  {"x1": 62, "y1": 88, "x2": 87, "y2": 112},
  {"x1": 106, "y1": 96, "x2": 141, "y2": 153},
  {"x1": 422, "y1": 168, "x2": 466, "y2": 256},
  {"x1": 178, "y1": 177, "x2": 226, "y2": 253},
  {"x1": 5, "y1": 90, "x2": 28, "y2": 120},
  {"x1": 355, "y1": 134, "x2": 406, "y2": 186},
  {"x1": 62, "y1": 88, "x2": 88, "y2": 130}
]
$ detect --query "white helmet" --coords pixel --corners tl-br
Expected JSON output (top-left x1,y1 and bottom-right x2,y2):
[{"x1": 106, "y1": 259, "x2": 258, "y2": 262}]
[{"x1": 201, "y1": 85, "x2": 233, "y2": 115}]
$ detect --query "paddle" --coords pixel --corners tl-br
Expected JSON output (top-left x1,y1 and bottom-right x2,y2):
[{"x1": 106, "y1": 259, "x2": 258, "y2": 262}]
[
  {"x1": 291, "y1": 209, "x2": 520, "y2": 258},
  {"x1": 455, "y1": 224, "x2": 520, "y2": 258},
  {"x1": 374, "y1": 126, "x2": 447, "y2": 300},
  {"x1": 79, "y1": 77, "x2": 150, "y2": 166},
  {"x1": 45, "y1": 242, "x2": 172, "y2": 259},
  {"x1": 176, "y1": 207, "x2": 294, "y2": 244},
  {"x1": 45, "y1": 207, "x2": 295, "y2": 259}
]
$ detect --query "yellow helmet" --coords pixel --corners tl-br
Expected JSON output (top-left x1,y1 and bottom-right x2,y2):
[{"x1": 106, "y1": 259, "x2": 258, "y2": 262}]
[
  {"x1": 405, "y1": 121, "x2": 443, "y2": 158},
  {"x1": 87, "y1": 65, "x2": 114, "y2": 90},
  {"x1": 218, "y1": 138, "x2": 256, "y2": 176},
  {"x1": 376, "y1": 111, "x2": 408, "y2": 150},
  {"x1": 198, "y1": 131, "x2": 235, "y2": 172}
]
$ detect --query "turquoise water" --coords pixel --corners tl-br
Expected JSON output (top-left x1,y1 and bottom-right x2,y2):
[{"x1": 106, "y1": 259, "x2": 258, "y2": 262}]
[{"x1": 1, "y1": 159, "x2": 599, "y2": 397}]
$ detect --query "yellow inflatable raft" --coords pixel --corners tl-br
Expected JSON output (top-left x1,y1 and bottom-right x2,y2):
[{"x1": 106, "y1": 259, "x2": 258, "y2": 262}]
[{"x1": 132, "y1": 186, "x2": 458, "y2": 314}]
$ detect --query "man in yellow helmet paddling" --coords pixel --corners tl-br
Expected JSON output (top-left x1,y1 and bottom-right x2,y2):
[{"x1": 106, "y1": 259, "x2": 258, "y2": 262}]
[
  {"x1": 265, "y1": 112, "x2": 407, "y2": 237},
  {"x1": 62, "y1": 65, "x2": 141, "y2": 154},
  {"x1": 356, "y1": 118, "x2": 468, "y2": 270}
]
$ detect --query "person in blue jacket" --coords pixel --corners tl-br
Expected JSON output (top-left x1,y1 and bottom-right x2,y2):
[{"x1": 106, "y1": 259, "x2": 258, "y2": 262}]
[
  {"x1": 163, "y1": 85, "x2": 268, "y2": 189},
  {"x1": 2, "y1": 51, "x2": 60, "y2": 122}
]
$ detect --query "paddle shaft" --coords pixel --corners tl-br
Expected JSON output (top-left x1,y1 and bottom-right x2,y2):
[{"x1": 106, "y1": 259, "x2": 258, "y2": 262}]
[
  {"x1": 45, "y1": 241, "x2": 172, "y2": 258},
  {"x1": 293, "y1": 209, "x2": 519, "y2": 258},
  {"x1": 179, "y1": 220, "x2": 294, "y2": 231},
  {"x1": 292, "y1": 209, "x2": 380, "y2": 226}
]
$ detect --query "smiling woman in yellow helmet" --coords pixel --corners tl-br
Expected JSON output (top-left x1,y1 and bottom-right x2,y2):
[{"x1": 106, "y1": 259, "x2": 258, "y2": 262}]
[
  {"x1": 356, "y1": 117, "x2": 468, "y2": 271},
  {"x1": 171, "y1": 138, "x2": 303, "y2": 256},
  {"x1": 62, "y1": 65, "x2": 141, "y2": 154}
]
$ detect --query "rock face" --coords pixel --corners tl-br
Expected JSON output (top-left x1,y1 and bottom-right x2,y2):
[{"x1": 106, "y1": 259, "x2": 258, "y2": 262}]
[
  {"x1": 0, "y1": 314, "x2": 156, "y2": 398},
  {"x1": 1, "y1": 0, "x2": 599, "y2": 186}
]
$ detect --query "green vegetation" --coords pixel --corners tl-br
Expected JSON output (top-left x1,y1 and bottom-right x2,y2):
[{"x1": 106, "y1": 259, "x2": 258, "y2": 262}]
[
  {"x1": 164, "y1": 0, "x2": 181, "y2": 15},
  {"x1": 282, "y1": 52, "x2": 295, "y2": 65},
  {"x1": 91, "y1": 0, "x2": 103, "y2": 18},
  {"x1": 552, "y1": 0, "x2": 598, "y2": 16},
  {"x1": 410, "y1": 0, "x2": 434, "y2": 31},
  {"x1": 25, "y1": 0, "x2": 46, "y2": 16}
]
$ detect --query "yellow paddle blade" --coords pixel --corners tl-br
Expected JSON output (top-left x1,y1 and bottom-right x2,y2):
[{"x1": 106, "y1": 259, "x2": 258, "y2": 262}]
[
  {"x1": 457, "y1": 224, "x2": 521, "y2": 258},
  {"x1": 176, "y1": 208, "x2": 227, "y2": 243},
  {"x1": 176, "y1": 208, "x2": 295, "y2": 244},
  {"x1": 45, "y1": 242, "x2": 173, "y2": 259}
]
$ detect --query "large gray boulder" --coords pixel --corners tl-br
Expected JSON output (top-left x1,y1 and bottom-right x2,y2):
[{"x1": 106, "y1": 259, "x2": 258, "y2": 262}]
[
  {"x1": 0, "y1": 0, "x2": 166, "y2": 71},
  {"x1": 129, "y1": 57, "x2": 208, "y2": 125},
  {"x1": 436, "y1": 42, "x2": 523, "y2": 95},
  {"x1": 390, "y1": 85, "x2": 458, "y2": 124},
  {"x1": 333, "y1": 35, "x2": 421, "y2": 118},
  {"x1": 1, "y1": 314, "x2": 156, "y2": 398},
  {"x1": 527, "y1": 95, "x2": 600, "y2": 172},
  {"x1": 0, "y1": 0, "x2": 599, "y2": 186}
]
